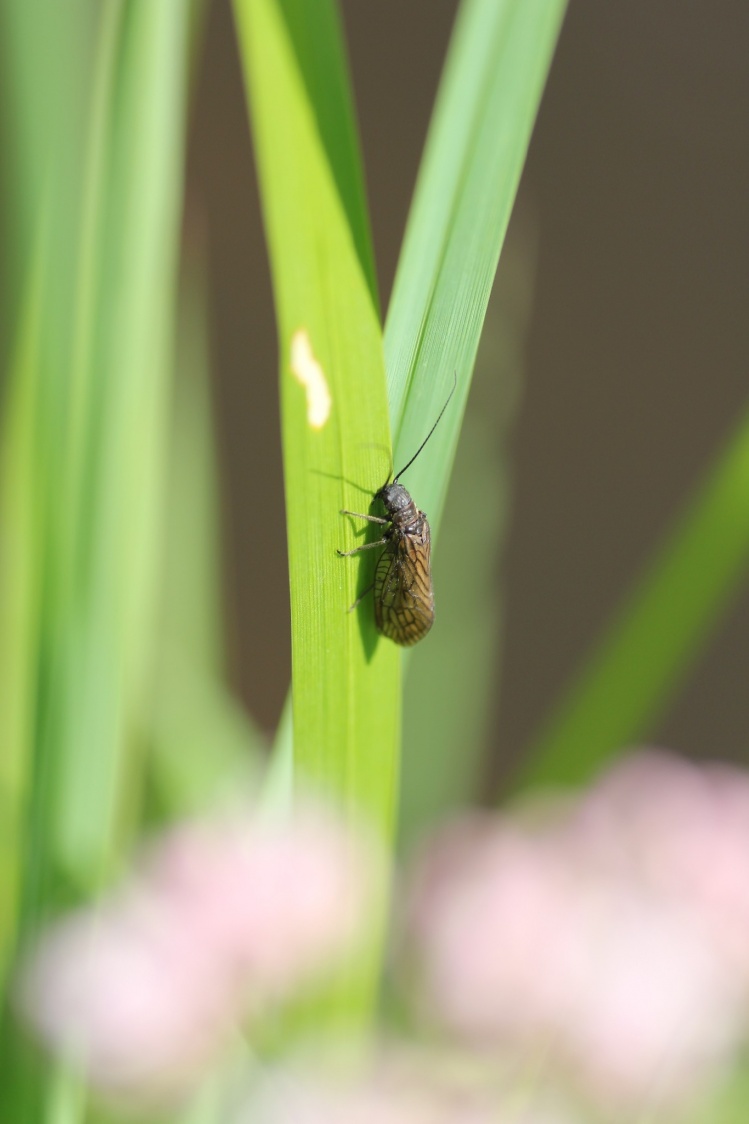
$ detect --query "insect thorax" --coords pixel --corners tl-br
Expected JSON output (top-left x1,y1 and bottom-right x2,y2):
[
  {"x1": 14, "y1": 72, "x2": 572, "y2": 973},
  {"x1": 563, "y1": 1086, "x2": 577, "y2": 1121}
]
[{"x1": 376, "y1": 482, "x2": 420, "y2": 530}]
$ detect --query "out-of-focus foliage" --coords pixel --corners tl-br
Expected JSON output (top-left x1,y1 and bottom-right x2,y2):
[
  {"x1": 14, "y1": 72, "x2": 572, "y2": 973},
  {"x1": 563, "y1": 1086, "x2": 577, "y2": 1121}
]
[{"x1": 520, "y1": 408, "x2": 749, "y2": 793}]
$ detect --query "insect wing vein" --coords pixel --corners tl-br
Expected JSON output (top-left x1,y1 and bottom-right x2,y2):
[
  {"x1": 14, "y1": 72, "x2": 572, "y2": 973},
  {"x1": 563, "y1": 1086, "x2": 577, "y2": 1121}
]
[{"x1": 374, "y1": 520, "x2": 434, "y2": 646}]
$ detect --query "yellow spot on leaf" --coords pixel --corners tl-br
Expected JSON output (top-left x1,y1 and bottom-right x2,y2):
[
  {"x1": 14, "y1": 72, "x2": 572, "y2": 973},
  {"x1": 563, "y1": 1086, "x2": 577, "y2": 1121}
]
[{"x1": 290, "y1": 329, "x2": 331, "y2": 429}]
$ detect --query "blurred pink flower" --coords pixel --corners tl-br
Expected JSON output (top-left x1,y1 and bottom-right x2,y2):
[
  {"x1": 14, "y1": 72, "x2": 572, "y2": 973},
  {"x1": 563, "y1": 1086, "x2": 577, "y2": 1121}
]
[
  {"x1": 144, "y1": 807, "x2": 373, "y2": 1004},
  {"x1": 17, "y1": 804, "x2": 378, "y2": 1106},
  {"x1": 575, "y1": 750, "x2": 749, "y2": 976},
  {"x1": 405, "y1": 750, "x2": 749, "y2": 1110},
  {"x1": 19, "y1": 902, "x2": 236, "y2": 1104}
]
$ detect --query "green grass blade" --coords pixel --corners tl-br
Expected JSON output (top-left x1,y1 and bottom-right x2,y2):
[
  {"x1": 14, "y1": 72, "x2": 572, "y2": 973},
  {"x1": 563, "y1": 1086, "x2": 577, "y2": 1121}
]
[
  {"x1": 232, "y1": 0, "x2": 400, "y2": 1014},
  {"x1": 384, "y1": 0, "x2": 566, "y2": 537},
  {"x1": 0, "y1": 0, "x2": 93, "y2": 318},
  {"x1": 44, "y1": 0, "x2": 193, "y2": 887},
  {"x1": 399, "y1": 236, "x2": 535, "y2": 847},
  {"x1": 149, "y1": 256, "x2": 265, "y2": 815},
  {"x1": 0, "y1": 261, "x2": 44, "y2": 984},
  {"x1": 517, "y1": 408, "x2": 749, "y2": 791},
  {"x1": 399, "y1": 389, "x2": 506, "y2": 847},
  {"x1": 0, "y1": 5, "x2": 97, "y2": 1112},
  {"x1": 381, "y1": 0, "x2": 564, "y2": 836},
  {"x1": 0, "y1": 0, "x2": 194, "y2": 963}
]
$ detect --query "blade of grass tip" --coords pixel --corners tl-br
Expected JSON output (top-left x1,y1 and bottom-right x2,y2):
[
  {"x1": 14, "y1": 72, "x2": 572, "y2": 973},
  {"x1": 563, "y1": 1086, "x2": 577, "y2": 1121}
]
[
  {"x1": 263, "y1": 694, "x2": 294, "y2": 820},
  {"x1": 516, "y1": 406, "x2": 749, "y2": 793},
  {"x1": 232, "y1": 0, "x2": 400, "y2": 1019},
  {"x1": 384, "y1": 0, "x2": 566, "y2": 541}
]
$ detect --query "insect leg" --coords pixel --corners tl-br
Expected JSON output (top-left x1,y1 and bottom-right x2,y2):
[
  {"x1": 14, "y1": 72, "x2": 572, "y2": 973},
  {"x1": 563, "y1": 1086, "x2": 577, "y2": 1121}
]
[
  {"x1": 340, "y1": 509, "x2": 388, "y2": 524},
  {"x1": 337, "y1": 538, "x2": 388, "y2": 557}
]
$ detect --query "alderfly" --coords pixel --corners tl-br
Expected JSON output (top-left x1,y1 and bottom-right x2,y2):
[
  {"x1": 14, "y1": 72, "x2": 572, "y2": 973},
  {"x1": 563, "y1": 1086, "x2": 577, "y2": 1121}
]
[{"x1": 337, "y1": 375, "x2": 457, "y2": 646}]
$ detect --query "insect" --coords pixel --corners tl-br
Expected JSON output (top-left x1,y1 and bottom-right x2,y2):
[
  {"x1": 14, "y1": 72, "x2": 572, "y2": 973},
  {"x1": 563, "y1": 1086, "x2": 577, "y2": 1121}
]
[{"x1": 337, "y1": 376, "x2": 456, "y2": 646}]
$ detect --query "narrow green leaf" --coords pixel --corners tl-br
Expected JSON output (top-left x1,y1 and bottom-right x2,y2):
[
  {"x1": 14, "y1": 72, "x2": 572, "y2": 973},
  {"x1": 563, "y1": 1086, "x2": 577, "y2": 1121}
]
[
  {"x1": 399, "y1": 235, "x2": 535, "y2": 846},
  {"x1": 232, "y1": 0, "x2": 400, "y2": 1014},
  {"x1": 43, "y1": 1061, "x2": 86, "y2": 1124},
  {"x1": 381, "y1": 0, "x2": 564, "y2": 833},
  {"x1": 0, "y1": 0, "x2": 93, "y2": 310},
  {"x1": 43, "y1": 0, "x2": 193, "y2": 887},
  {"x1": 518, "y1": 409, "x2": 749, "y2": 791},
  {"x1": 149, "y1": 256, "x2": 265, "y2": 815},
  {"x1": 0, "y1": 259, "x2": 44, "y2": 982},
  {"x1": 0, "y1": 0, "x2": 194, "y2": 951},
  {"x1": 0, "y1": 7, "x2": 97, "y2": 1115},
  {"x1": 385, "y1": 0, "x2": 566, "y2": 538}
]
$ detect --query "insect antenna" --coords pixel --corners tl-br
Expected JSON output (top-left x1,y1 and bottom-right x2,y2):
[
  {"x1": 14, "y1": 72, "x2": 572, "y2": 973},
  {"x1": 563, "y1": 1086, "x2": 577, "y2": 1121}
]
[{"x1": 393, "y1": 372, "x2": 457, "y2": 483}]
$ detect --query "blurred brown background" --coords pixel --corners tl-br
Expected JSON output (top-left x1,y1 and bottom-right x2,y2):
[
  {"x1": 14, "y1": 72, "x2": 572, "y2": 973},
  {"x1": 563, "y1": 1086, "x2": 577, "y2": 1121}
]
[{"x1": 187, "y1": 1, "x2": 749, "y2": 777}]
